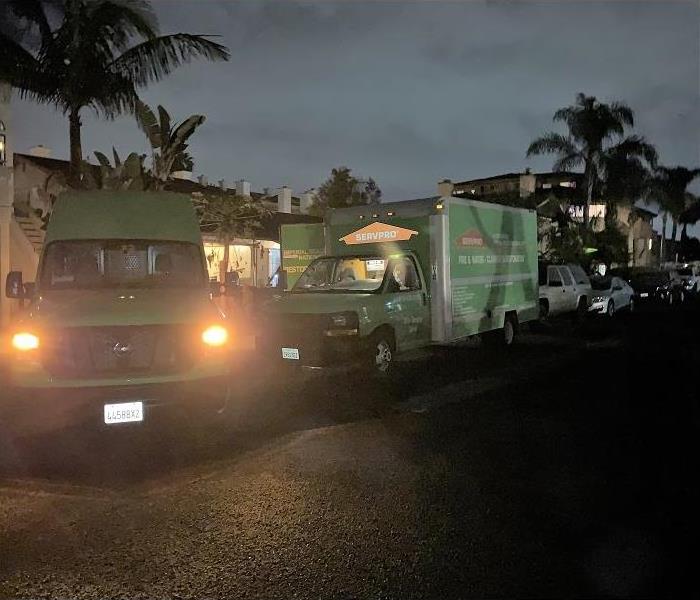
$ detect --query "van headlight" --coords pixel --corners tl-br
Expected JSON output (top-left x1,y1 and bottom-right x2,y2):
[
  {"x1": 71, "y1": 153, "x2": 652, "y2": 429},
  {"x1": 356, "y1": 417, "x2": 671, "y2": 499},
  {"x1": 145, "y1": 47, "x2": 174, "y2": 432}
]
[
  {"x1": 12, "y1": 332, "x2": 40, "y2": 351},
  {"x1": 592, "y1": 296, "x2": 605, "y2": 303},
  {"x1": 202, "y1": 325, "x2": 228, "y2": 347}
]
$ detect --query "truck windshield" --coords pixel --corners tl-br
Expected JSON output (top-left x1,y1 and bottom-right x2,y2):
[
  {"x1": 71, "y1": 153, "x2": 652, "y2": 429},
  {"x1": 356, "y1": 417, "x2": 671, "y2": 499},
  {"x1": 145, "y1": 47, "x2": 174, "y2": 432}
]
[
  {"x1": 39, "y1": 240, "x2": 205, "y2": 290},
  {"x1": 294, "y1": 256, "x2": 388, "y2": 293}
]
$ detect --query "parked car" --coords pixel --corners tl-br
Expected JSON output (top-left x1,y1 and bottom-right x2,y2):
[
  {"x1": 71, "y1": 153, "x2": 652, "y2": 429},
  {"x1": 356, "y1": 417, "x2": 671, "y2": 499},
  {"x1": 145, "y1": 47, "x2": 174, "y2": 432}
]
[
  {"x1": 627, "y1": 269, "x2": 685, "y2": 306},
  {"x1": 538, "y1": 263, "x2": 592, "y2": 319},
  {"x1": 675, "y1": 263, "x2": 700, "y2": 297},
  {"x1": 589, "y1": 275, "x2": 635, "y2": 316}
]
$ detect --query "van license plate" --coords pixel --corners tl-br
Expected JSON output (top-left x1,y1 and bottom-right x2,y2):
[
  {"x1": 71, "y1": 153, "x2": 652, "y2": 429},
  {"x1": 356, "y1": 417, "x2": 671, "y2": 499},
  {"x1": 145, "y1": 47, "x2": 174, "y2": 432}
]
[
  {"x1": 282, "y1": 347, "x2": 300, "y2": 360},
  {"x1": 104, "y1": 401, "x2": 144, "y2": 424},
  {"x1": 640, "y1": 292, "x2": 649, "y2": 298}
]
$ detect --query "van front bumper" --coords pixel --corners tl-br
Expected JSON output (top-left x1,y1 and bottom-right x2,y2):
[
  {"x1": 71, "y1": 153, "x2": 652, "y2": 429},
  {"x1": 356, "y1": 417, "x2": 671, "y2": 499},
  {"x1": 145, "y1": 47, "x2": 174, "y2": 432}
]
[{"x1": 0, "y1": 377, "x2": 229, "y2": 436}]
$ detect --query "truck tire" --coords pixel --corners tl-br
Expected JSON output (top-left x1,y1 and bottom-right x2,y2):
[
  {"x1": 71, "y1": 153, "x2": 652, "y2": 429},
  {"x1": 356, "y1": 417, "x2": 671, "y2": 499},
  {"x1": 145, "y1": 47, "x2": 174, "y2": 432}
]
[
  {"x1": 367, "y1": 330, "x2": 395, "y2": 377},
  {"x1": 483, "y1": 314, "x2": 517, "y2": 348}
]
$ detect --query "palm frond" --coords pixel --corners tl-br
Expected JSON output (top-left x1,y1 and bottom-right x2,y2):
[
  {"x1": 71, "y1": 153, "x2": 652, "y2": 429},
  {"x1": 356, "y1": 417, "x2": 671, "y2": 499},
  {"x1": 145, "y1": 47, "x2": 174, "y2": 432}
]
[
  {"x1": 5, "y1": 0, "x2": 54, "y2": 44},
  {"x1": 84, "y1": 0, "x2": 158, "y2": 52},
  {"x1": 552, "y1": 153, "x2": 583, "y2": 172},
  {"x1": 157, "y1": 105, "x2": 171, "y2": 143},
  {"x1": 526, "y1": 132, "x2": 578, "y2": 158},
  {"x1": 607, "y1": 135, "x2": 657, "y2": 166},
  {"x1": 135, "y1": 99, "x2": 161, "y2": 148},
  {"x1": 609, "y1": 102, "x2": 634, "y2": 128},
  {"x1": 108, "y1": 33, "x2": 230, "y2": 87}
]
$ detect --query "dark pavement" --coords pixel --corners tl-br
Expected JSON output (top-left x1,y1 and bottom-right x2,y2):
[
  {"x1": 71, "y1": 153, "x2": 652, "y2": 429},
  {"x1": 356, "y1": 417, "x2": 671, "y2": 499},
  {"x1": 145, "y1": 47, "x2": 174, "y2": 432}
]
[{"x1": 0, "y1": 305, "x2": 697, "y2": 598}]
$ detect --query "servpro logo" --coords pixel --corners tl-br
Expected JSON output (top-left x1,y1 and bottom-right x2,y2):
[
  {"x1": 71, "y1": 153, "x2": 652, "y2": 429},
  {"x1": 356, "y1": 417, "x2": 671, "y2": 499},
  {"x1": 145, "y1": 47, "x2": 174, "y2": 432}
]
[
  {"x1": 455, "y1": 229, "x2": 485, "y2": 247},
  {"x1": 340, "y1": 222, "x2": 419, "y2": 245}
]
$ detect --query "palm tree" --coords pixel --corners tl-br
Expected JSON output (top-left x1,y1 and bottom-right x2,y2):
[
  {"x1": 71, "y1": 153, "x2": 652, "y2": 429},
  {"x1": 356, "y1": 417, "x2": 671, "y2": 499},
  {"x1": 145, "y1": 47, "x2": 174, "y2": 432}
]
[
  {"x1": 196, "y1": 192, "x2": 270, "y2": 282},
  {"x1": 647, "y1": 166, "x2": 700, "y2": 262},
  {"x1": 0, "y1": 0, "x2": 229, "y2": 186},
  {"x1": 527, "y1": 93, "x2": 656, "y2": 228},
  {"x1": 135, "y1": 100, "x2": 205, "y2": 189}
]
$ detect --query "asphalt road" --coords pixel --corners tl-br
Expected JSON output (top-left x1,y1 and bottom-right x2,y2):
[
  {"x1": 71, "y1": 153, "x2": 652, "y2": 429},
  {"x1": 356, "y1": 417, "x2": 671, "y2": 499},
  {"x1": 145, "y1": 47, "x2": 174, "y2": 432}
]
[{"x1": 0, "y1": 305, "x2": 697, "y2": 599}]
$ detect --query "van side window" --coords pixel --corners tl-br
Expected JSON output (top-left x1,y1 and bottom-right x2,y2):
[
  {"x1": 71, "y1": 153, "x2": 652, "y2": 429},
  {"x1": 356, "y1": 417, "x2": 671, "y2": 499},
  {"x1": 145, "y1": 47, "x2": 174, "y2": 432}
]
[{"x1": 388, "y1": 257, "x2": 421, "y2": 292}]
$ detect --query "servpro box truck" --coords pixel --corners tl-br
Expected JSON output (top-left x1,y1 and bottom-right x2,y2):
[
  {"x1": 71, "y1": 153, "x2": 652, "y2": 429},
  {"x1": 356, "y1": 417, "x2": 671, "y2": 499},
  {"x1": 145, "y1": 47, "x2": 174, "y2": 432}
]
[
  {"x1": 262, "y1": 195, "x2": 538, "y2": 374},
  {"x1": 2, "y1": 191, "x2": 232, "y2": 433}
]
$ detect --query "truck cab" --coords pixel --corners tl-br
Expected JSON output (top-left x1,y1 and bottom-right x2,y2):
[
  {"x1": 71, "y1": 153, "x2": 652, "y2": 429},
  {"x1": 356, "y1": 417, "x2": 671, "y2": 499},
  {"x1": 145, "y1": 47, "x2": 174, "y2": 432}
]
[
  {"x1": 2, "y1": 192, "x2": 232, "y2": 433},
  {"x1": 262, "y1": 251, "x2": 431, "y2": 373}
]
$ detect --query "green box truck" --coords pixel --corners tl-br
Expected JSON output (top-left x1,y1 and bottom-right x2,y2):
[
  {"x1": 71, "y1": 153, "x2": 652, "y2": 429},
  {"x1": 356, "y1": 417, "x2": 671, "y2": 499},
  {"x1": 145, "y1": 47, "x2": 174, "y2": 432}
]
[
  {"x1": 262, "y1": 195, "x2": 538, "y2": 374},
  {"x1": 2, "y1": 192, "x2": 232, "y2": 433}
]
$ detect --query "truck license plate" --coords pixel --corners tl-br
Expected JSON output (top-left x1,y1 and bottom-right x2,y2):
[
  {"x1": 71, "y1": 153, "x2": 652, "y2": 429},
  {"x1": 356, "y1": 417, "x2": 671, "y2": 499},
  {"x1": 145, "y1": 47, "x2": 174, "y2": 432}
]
[
  {"x1": 281, "y1": 347, "x2": 300, "y2": 360},
  {"x1": 104, "y1": 401, "x2": 144, "y2": 424}
]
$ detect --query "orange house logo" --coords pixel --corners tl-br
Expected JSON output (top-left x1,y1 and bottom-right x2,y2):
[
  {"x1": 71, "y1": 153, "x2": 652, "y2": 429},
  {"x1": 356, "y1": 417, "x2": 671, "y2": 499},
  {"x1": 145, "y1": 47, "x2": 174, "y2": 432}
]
[
  {"x1": 455, "y1": 229, "x2": 485, "y2": 247},
  {"x1": 340, "y1": 222, "x2": 419, "y2": 245}
]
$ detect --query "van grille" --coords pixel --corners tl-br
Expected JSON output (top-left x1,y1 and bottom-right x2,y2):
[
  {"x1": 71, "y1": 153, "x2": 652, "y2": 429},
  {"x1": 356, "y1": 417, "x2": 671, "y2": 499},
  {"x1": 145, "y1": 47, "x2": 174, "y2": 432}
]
[{"x1": 42, "y1": 325, "x2": 197, "y2": 378}]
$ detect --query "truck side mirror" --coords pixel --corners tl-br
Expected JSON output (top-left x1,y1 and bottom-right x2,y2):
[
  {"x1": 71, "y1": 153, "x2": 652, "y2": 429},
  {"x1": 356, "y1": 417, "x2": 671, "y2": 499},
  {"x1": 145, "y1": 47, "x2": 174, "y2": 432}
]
[{"x1": 5, "y1": 271, "x2": 24, "y2": 299}]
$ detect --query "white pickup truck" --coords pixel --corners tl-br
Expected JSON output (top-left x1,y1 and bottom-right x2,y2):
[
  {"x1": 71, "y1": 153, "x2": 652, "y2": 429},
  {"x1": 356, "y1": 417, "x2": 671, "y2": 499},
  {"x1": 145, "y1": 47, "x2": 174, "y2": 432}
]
[{"x1": 538, "y1": 263, "x2": 592, "y2": 319}]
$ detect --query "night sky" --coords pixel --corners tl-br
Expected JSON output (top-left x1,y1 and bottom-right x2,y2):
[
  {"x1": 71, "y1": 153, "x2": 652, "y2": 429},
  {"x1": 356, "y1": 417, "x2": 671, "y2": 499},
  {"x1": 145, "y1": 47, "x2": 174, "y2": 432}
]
[{"x1": 11, "y1": 0, "x2": 700, "y2": 207}]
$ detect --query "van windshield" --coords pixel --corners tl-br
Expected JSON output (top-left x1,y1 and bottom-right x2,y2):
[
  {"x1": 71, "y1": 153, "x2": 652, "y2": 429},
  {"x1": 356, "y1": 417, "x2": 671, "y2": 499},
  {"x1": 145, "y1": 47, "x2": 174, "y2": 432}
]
[
  {"x1": 39, "y1": 240, "x2": 206, "y2": 290},
  {"x1": 294, "y1": 256, "x2": 388, "y2": 293}
]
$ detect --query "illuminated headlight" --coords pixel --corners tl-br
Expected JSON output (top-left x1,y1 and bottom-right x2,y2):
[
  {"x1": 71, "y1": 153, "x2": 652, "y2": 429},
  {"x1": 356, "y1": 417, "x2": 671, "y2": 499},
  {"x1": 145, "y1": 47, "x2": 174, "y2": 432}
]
[
  {"x1": 684, "y1": 281, "x2": 694, "y2": 289},
  {"x1": 592, "y1": 296, "x2": 605, "y2": 303},
  {"x1": 202, "y1": 325, "x2": 228, "y2": 347},
  {"x1": 12, "y1": 332, "x2": 40, "y2": 351}
]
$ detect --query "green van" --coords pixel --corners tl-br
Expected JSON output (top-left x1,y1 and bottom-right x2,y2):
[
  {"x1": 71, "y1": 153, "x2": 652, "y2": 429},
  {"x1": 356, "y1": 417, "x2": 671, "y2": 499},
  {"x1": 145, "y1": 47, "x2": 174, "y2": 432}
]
[{"x1": 2, "y1": 192, "x2": 231, "y2": 432}]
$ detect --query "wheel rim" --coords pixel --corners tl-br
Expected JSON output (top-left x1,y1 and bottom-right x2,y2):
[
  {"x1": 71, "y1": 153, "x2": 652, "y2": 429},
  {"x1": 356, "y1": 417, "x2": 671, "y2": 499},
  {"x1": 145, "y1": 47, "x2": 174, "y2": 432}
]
[
  {"x1": 504, "y1": 320, "x2": 515, "y2": 345},
  {"x1": 680, "y1": 291, "x2": 685, "y2": 303},
  {"x1": 375, "y1": 340, "x2": 392, "y2": 372},
  {"x1": 607, "y1": 301, "x2": 614, "y2": 316},
  {"x1": 629, "y1": 299, "x2": 635, "y2": 312}
]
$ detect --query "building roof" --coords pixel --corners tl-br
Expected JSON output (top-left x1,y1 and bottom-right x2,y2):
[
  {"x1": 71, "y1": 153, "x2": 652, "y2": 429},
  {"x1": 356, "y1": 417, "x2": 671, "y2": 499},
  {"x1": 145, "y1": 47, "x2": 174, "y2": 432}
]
[
  {"x1": 14, "y1": 151, "x2": 301, "y2": 206},
  {"x1": 454, "y1": 171, "x2": 582, "y2": 186}
]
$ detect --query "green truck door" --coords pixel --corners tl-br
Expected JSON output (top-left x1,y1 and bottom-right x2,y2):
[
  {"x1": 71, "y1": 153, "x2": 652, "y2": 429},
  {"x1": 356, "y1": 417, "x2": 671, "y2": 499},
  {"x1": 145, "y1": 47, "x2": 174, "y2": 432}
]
[{"x1": 383, "y1": 255, "x2": 430, "y2": 351}]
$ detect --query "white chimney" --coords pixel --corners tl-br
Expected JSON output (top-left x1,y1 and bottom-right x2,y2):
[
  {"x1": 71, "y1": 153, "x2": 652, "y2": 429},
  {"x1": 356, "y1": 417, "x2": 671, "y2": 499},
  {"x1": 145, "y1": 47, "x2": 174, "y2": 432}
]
[
  {"x1": 437, "y1": 178, "x2": 454, "y2": 197},
  {"x1": 218, "y1": 178, "x2": 227, "y2": 190},
  {"x1": 28, "y1": 144, "x2": 51, "y2": 158},
  {"x1": 197, "y1": 174, "x2": 208, "y2": 187},
  {"x1": 235, "y1": 179, "x2": 251, "y2": 197},
  {"x1": 277, "y1": 185, "x2": 292, "y2": 213},
  {"x1": 300, "y1": 189, "x2": 317, "y2": 214}
]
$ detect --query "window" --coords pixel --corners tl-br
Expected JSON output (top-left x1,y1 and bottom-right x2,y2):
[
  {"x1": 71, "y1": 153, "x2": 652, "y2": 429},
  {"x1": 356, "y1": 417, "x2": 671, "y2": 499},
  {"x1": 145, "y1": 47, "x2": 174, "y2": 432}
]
[
  {"x1": 547, "y1": 266, "x2": 562, "y2": 286},
  {"x1": 294, "y1": 256, "x2": 388, "y2": 293},
  {"x1": 560, "y1": 267, "x2": 574, "y2": 286},
  {"x1": 568, "y1": 264, "x2": 590, "y2": 285},
  {"x1": 40, "y1": 240, "x2": 205, "y2": 290},
  {"x1": 387, "y1": 256, "x2": 421, "y2": 293}
]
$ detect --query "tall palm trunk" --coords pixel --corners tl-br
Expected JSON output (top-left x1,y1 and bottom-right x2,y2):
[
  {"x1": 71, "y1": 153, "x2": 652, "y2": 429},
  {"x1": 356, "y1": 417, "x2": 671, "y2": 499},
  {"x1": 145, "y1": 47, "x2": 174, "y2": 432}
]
[
  {"x1": 68, "y1": 107, "x2": 83, "y2": 187},
  {"x1": 659, "y1": 211, "x2": 668, "y2": 264},
  {"x1": 670, "y1": 219, "x2": 678, "y2": 262},
  {"x1": 584, "y1": 156, "x2": 594, "y2": 230}
]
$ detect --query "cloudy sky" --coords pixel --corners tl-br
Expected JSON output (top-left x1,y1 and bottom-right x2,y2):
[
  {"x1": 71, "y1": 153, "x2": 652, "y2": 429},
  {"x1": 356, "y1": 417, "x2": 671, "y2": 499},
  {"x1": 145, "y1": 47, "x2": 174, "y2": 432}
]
[{"x1": 11, "y1": 0, "x2": 700, "y2": 207}]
